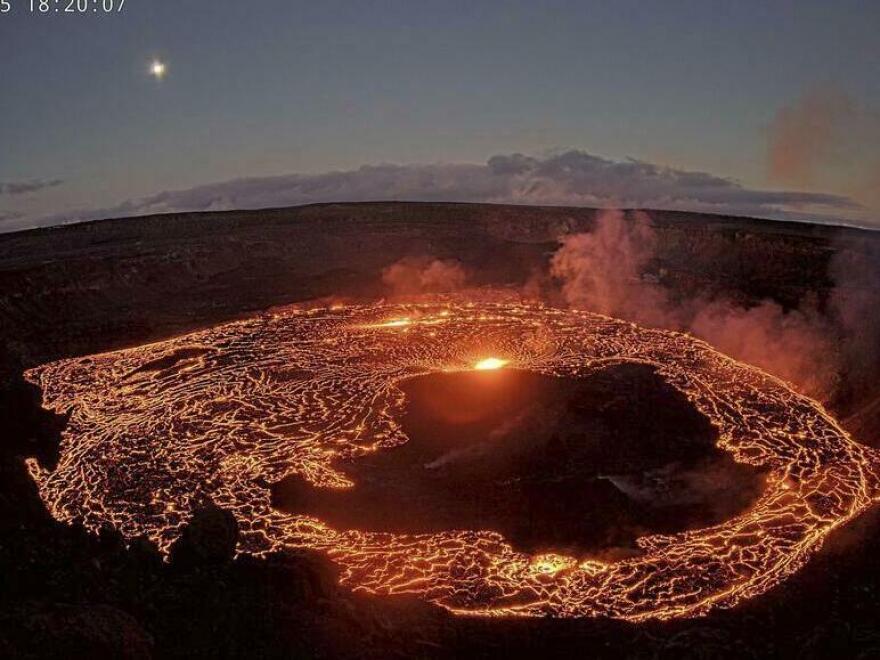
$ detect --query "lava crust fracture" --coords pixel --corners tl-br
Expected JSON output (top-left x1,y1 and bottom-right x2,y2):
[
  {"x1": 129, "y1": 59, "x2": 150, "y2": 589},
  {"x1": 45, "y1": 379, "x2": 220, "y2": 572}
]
[{"x1": 25, "y1": 303, "x2": 880, "y2": 620}]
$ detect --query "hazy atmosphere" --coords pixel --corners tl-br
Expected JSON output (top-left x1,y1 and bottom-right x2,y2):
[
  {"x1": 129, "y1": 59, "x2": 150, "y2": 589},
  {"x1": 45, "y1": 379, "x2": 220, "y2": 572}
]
[{"x1": 2, "y1": 0, "x2": 878, "y2": 231}]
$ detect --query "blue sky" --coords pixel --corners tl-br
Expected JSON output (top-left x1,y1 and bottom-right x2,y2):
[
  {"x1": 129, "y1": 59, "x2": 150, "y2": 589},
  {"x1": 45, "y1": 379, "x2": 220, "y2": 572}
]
[{"x1": 1, "y1": 0, "x2": 878, "y2": 230}]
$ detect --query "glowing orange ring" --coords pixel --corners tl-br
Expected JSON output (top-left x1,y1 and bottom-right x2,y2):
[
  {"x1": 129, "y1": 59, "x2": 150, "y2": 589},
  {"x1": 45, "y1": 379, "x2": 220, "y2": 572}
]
[{"x1": 26, "y1": 303, "x2": 880, "y2": 621}]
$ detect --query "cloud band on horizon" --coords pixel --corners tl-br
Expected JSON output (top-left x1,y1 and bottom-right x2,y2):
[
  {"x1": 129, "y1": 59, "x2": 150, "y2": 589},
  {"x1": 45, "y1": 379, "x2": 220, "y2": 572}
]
[
  {"x1": 6, "y1": 151, "x2": 861, "y2": 232},
  {"x1": 0, "y1": 179, "x2": 63, "y2": 197}
]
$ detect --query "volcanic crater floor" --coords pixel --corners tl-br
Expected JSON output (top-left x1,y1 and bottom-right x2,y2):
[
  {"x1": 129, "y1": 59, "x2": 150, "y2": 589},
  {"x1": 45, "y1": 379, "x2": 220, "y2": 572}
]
[
  {"x1": 272, "y1": 365, "x2": 767, "y2": 557},
  {"x1": 22, "y1": 301, "x2": 880, "y2": 620}
]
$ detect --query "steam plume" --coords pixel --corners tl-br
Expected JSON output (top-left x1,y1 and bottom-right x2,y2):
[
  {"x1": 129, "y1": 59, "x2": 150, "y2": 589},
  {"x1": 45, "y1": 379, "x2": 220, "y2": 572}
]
[
  {"x1": 550, "y1": 210, "x2": 676, "y2": 329},
  {"x1": 382, "y1": 256, "x2": 468, "y2": 297},
  {"x1": 767, "y1": 85, "x2": 880, "y2": 219},
  {"x1": 548, "y1": 210, "x2": 860, "y2": 400},
  {"x1": 768, "y1": 86, "x2": 854, "y2": 187},
  {"x1": 828, "y1": 241, "x2": 880, "y2": 396}
]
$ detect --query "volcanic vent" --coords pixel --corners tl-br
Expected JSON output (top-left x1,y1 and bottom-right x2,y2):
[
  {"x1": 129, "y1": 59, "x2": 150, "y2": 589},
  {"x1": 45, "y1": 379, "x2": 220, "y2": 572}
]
[{"x1": 24, "y1": 302, "x2": 880, "y2": 621}]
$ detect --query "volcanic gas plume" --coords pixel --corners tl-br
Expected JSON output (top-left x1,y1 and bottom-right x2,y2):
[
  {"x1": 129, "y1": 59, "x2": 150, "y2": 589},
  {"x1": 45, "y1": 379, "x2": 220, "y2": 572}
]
[
  {"x1": 24, "y1": 302, "x2": 880, "y2": 621},
  {"x1": 547, "y1": 209, "x2": 879, "y2": 401}
]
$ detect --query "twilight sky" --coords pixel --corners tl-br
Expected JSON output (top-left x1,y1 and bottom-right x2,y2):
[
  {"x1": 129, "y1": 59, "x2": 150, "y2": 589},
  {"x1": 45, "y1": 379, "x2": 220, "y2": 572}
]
[{"x1": 1, "y1": 0, "x2": 878, "y2": 231}]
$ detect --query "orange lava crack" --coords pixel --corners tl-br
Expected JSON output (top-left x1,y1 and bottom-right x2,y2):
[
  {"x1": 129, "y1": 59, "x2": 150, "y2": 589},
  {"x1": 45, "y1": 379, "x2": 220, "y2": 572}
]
[{"x1": 24, "y1": 302, "x2": 880, "y2": 621}]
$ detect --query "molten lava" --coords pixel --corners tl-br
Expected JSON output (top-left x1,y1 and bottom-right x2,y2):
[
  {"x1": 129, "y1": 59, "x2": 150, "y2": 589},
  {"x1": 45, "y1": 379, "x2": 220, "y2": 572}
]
[
  {"x1": 474, "y1": 357, "x2": 508, "y2": 370},
  {"x1": 23, "y1": 302, "x2": 880, "y2": 621}
]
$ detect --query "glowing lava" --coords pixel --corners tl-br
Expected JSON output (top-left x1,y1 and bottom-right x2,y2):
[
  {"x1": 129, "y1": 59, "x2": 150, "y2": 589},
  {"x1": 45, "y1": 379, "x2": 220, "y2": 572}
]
[
  {"x1": 23, "y1": 302, "x2": 880, "y2": 621},
  {"x1": 474, "y1": 357, "x2": 508, "y2": 370},
  {"x1": 374, "y1": 318, "x2": 411, "y2": 328}
]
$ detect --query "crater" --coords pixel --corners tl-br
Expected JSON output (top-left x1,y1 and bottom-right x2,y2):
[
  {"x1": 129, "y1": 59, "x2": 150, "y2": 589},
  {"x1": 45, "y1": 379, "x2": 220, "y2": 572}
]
[{"x1": 271, "y1": 363, "x2": 767, "y2": 556}]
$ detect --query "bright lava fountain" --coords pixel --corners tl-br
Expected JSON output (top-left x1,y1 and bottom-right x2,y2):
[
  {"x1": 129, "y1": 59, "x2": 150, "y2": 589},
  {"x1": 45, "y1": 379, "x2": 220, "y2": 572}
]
[{"x1": 24, "y1": 302, "x2": 880, "y2": 621}]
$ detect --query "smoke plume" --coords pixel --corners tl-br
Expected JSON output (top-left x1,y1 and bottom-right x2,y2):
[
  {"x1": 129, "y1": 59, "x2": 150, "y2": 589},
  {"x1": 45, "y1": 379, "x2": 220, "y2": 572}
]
[
  {"x1": 688, "y1": 299, "x2": 836, "y2": 399},
  {"x1": 550, "y1": 210, "x2": 676, "y2": 329},
  {"x1": 382, "y1": 256, "x2": 468, "y2": 297},
  {"x1": 548, "y1": 209, "x2": 859, "y2": 400},
  {"x1": 827, "y1": 241, "x2": 880, "y2": 396},
  {"x1": 767, "y1": 86, "x2": 855, "y2": 187},
  {"x1": 767, "y1": 85, "x2": 880, "y2": 220}
]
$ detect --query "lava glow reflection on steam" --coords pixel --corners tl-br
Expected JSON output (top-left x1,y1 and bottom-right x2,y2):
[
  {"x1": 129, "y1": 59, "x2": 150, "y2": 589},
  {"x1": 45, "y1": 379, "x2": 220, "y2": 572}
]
[{"x1": 23, "y1": 302, "x2": 880, "y2": 621}]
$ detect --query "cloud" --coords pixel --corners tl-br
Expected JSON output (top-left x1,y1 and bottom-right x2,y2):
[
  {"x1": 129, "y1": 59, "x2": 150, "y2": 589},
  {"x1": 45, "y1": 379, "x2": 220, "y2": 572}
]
[
  {"x1": 488, "y1": 151, "x2": 854, "y2": 213},
  {"x1": 0, "y1": 211, "x2": 25, "y2": 227},
  {"x1": 0, "y1": 179, "x2": 63, "y2": 196},
  {"x1": 26, "y1": 150, "x2": 857, "y2": 232}
]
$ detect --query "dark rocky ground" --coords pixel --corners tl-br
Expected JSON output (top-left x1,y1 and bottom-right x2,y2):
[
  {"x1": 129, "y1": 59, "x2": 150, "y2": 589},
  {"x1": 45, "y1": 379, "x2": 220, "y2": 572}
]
[
  {"x1": 0, "y1": 201, "x2": 854, "y2": 365},
  {"x1": 2, "y1": 202, "x2": 880, "y2": 658}
]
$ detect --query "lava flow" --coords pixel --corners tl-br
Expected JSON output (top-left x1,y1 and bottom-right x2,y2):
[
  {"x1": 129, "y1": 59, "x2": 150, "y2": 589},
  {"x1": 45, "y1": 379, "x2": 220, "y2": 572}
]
[{"x1": 24, "y1": 302, "x2": 880, "y2": 621}]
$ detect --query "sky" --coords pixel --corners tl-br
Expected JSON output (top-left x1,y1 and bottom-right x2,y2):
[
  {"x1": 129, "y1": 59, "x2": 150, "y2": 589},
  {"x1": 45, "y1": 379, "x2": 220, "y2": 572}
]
[{"x1": 1, "y1": 0, "x2": 878, "y2": 231}]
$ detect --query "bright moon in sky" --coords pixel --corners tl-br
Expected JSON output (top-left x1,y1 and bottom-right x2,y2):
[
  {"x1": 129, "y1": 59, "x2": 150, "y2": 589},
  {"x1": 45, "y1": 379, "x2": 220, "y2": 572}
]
[{"x1": 149, "y1": 60, "x2": 167, "y2": 80}]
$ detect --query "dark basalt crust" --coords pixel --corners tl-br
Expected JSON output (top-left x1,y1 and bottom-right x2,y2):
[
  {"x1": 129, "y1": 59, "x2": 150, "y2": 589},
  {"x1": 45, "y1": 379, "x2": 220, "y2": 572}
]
[{"x1": 273, "y1": 365, "x2": 766, "y2": 555}]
